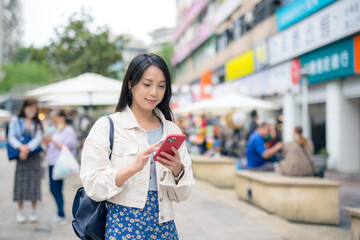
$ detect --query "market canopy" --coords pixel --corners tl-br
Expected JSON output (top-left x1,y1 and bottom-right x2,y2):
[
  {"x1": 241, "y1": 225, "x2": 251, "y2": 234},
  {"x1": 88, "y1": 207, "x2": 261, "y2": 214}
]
[
  {"x1": 26, "y1": 73, "x2": 122, "y2": 106},
  {"x1": 173, "y1": 93, "x2": 278, "y2": 116},
  {"x1": 0, "y1": 109, "x2": 12, "y2": 122}
]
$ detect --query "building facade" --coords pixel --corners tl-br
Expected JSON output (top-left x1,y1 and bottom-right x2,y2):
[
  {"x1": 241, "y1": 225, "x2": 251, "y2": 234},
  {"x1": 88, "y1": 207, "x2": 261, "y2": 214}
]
[
  {"x1": 149, "y1": 27, "x2": 174, "y2": 54},
  {"x1": 172, "y1": 0, "x2": 360, "y2": 174},
  {"x1": 0, "y1": 0, "x2": 21, "y2": 66}
]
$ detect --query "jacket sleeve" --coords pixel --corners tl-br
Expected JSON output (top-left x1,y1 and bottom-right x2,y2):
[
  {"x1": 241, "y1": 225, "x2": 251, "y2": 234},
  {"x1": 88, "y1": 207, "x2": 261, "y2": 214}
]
[
  {"x1": 8, "y1": 116, "x2": 22, "y2": 149},
  {"x1": 159, "y1": 132, "x2": 196, "y2": 203},
  {"x1": 80, "y1": 117, "x2": 124, "y2": 202},
  {"x1": 27, "y1": 125, "x2": 42, "y2": 151}
]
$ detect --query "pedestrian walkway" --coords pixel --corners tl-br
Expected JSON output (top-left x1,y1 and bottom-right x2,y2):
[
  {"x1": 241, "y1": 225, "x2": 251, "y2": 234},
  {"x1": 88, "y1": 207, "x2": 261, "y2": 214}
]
[{"x1": 0, "y1": 149, "x2": 352, "y2": 239}]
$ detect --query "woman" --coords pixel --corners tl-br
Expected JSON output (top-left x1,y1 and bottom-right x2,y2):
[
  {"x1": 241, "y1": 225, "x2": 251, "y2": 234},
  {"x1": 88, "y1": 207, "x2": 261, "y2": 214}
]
[
  {"x1": 44, "y1": 110, "x2": 77, "y2": 225},
  {"x1": 81, "y1": 53, "x2": 195, "y2": 239},
  {"x1": 8, "y1": 98, "x2": 43, "y2": 223},
  {"x1": 280, "y1": 126, "x2": 315, "y2": 176}
]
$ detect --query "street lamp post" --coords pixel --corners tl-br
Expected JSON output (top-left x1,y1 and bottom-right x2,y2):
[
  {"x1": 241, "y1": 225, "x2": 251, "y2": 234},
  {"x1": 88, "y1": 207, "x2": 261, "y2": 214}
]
[{"x1": 301, "y1": 68, "x2": 309, "y2": 138}]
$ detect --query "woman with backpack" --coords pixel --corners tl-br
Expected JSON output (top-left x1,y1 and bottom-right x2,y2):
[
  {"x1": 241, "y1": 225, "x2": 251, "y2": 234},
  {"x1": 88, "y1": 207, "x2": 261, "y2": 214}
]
[{"x1": 80, "y1": 53, "x2": 195, "y2": 239}]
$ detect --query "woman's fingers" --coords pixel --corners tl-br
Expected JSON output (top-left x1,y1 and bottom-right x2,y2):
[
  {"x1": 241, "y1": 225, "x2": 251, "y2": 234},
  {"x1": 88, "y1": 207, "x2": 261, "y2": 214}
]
[
  {"x1": 171, "y1": 147, "x2": 180, "y2": 158},
  {"x1": 156, "y1": 158, "x2": 173, "y2": 169},
  {"x1": 142, "y1": 154, "x2": 151, "y2": 161},
  {"x1": 159, "y1": 151, "x2": 174, "y2": 161}
]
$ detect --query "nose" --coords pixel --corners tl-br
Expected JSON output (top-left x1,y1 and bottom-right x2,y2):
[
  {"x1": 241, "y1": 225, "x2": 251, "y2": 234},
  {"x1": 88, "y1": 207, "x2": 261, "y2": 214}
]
[{"x1": 150, "y1": 85, "x2": 158, "y2": 96}]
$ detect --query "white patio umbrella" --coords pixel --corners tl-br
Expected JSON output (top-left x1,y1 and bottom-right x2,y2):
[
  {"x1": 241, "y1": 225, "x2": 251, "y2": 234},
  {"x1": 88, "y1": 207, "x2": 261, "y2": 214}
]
[
  {"x1": 0, "y1": 109, "x2": 12, "y2": 121},
  {"x1": 173, "y1": 94, "x2": 278, "y2": 116},
  {"x1": 27, "y1": 73, "x2": 122, "y2": 107}
]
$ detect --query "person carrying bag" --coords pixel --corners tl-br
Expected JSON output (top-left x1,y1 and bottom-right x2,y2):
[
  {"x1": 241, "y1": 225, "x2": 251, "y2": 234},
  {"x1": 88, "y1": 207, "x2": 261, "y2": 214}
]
[
  {"x1": 77, "y1": 53, "x2": 195, "y2": 240},
  {"x1": 7, "y1": 98, "x2": 43, "y2": 223},
  {"x1": 72, "y1": 116, "x2": 114, "y2": 240}
]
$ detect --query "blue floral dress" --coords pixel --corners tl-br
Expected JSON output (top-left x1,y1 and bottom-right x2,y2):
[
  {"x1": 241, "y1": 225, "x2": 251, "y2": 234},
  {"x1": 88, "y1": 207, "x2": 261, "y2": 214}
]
[
  {"x1": 105, "y1": 191, "x2": 178, "y2": 240},
  {"x1": 105, "y1": 124, "x2": 179, "y2": 240}
]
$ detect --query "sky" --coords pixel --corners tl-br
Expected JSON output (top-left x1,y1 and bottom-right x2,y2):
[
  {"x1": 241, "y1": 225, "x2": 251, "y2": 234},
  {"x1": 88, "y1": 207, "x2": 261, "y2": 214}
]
[{"x1": 22, "y1": 0, "x2": 177, "y2": 47}]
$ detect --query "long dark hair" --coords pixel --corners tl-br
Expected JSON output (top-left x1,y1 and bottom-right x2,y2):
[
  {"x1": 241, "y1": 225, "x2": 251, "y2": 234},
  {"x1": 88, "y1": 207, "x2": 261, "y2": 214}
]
[
  {"x1": 18, "y1": 98, "x2": 43, "y2": 131},
  {"x1": 115, "y1": 53, "x2": 173, "y2": 121},
  {"x1": 295, "y1": 126, "x2": 307, "y2": 146}
]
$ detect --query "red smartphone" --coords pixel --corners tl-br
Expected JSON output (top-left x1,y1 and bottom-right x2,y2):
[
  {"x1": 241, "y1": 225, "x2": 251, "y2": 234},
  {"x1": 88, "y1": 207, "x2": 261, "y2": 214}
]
[{"x1": 154, "y1": 134, "x2": 186, "y2": 161}]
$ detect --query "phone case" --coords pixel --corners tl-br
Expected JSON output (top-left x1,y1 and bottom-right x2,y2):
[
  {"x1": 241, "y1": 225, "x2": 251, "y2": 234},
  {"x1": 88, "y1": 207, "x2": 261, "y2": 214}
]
[{"x1": 153, "y1": 134, "x2": 186, "y2": 161}]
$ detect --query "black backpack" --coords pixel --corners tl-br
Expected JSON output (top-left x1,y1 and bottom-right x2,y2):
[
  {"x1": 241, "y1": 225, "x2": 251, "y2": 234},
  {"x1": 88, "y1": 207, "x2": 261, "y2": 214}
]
[{"x1": 72, "y1": 116, "x2": 114, "y2": 240}]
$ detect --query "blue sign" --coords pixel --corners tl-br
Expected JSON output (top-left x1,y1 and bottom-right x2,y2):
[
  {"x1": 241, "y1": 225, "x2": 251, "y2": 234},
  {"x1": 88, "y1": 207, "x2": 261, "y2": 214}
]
[
  {"x1": 299, "y1": 37, "x2": 354, "y2": 85},
  {"x1": 276, "y1": 0, "x2": 336, "y2": 31}
]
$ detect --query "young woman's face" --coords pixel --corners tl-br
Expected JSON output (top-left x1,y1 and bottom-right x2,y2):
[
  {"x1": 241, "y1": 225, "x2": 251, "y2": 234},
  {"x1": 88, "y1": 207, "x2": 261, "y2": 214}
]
[
  {"x1": 130, "y1": 65, "x2": 166, "y2": 112},
  {"x1": 24, "y1": 104, "x2": 37, "y2": 119}
]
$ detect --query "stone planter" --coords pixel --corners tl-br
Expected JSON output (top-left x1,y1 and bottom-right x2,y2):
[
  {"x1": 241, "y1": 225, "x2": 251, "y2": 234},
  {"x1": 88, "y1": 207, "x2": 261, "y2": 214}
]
[{"x1": 191, "y1": 154, "x2": 236, "y2": 188}]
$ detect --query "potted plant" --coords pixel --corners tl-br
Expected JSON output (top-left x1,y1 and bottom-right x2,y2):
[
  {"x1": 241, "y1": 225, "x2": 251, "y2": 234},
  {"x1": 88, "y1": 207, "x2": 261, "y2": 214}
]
[{"x1": 314, "y1": 147, "x2": 329, "y2": 175}]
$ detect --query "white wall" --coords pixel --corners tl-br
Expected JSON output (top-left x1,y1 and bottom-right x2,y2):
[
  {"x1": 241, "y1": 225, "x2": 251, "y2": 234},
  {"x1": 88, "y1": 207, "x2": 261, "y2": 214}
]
[
  {"x1": 326, "y1": 79, "x2": 360, "y2": 174},
  {"x1": 283, "y1": 91, "x2": 301, "y2": 143}
]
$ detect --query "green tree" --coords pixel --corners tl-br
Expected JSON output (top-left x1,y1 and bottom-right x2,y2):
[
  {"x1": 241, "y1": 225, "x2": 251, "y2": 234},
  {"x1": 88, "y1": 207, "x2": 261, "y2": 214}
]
[
  {"x1": 0, "y1": 10, "x2": 125, "y2": 93},
  {"x1": 0, "y1": 62, "x2": 51, "y2": 92},
  {"x1": 156, "y1": 43, "x2": 174, "y2": 81},
  {"x1": 48, "y1": 11, "x2": 125, "y2": 79}
]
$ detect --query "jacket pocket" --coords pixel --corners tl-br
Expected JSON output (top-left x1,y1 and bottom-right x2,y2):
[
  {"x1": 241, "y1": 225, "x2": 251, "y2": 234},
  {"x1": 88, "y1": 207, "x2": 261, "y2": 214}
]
[{"x1": 112, "y1": 143, "x2": 139, "y2": 158}]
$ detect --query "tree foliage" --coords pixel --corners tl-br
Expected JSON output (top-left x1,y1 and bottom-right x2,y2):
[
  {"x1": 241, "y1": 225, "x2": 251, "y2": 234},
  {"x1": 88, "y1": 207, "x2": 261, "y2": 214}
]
[
  {"x1": 155, "y1": 43, "x2": 174, "y2": 81},
  {"x1": 0, "y1": 10, "x2": 125, "y2": 93},
  {"x1": 0, "y1": 62, "x2": 51, "y2": 92},
  {"x1": 48, "y1": 11, "x2": 125, "y2": 79}
]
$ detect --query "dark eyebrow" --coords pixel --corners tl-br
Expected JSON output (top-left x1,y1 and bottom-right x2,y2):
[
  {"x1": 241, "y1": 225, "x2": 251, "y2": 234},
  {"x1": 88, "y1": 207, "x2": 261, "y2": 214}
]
[{"x1": 142, "y1": 78, "x2": 166, "y2": 83}]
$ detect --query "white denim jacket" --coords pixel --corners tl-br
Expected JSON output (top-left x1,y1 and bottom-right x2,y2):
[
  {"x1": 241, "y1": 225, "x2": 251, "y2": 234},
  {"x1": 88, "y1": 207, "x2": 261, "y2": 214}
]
[{"x1": 80, "y1": 105, "x2": 195, "y2": 224}]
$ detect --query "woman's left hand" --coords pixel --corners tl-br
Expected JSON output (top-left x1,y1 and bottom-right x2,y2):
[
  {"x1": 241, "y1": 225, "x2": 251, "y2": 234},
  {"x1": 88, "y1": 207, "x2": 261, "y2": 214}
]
[{"x1": 156, "y1": 146, "x2": 182, "y2": 177}]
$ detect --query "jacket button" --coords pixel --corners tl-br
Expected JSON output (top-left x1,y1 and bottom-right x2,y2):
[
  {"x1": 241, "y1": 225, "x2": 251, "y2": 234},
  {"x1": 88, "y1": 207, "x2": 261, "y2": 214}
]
[
  {"x1": 161, "y1": 215, "x2": 164, "y2": 220},
  {"x1": 149, "y1": 176, "x2": 152, "y2": 180},
  {"x1": 159, "y1": 198, "x2": 163, "y2": 202}
]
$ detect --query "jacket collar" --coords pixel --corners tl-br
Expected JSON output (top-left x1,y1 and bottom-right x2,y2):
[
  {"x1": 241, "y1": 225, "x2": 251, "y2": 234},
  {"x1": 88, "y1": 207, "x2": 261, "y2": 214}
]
[{"x1": 121, "y1": 105, "x2": 168, "y2": 131}]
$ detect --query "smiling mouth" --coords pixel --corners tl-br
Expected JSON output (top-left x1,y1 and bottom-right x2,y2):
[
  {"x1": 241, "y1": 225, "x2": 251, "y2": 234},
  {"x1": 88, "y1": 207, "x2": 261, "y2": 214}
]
[{"x1": 146, "y1": 99, "x2": 157, "y2": 104}]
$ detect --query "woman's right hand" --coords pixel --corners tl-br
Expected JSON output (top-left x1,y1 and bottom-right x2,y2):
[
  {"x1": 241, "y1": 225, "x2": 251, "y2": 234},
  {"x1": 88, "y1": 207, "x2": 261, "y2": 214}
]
[
  {"x1": 18, "y1": 145, "x2": 30, "y2": 161},
  {"x1": 131, "y1": 143, "x2": 159, "y2": 173},
  {"x1": 18, "y1": 145, "x2": 30, "y2": 154}
]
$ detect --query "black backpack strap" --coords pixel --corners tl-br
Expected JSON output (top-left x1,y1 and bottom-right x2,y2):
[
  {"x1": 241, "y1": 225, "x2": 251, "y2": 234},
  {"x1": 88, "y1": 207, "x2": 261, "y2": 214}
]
[{"x1": 106, "y1": 116, "x2": 114, "y2": 160}]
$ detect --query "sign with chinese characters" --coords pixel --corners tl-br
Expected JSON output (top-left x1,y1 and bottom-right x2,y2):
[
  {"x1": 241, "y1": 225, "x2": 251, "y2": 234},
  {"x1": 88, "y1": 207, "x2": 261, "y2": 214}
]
[
  {"x1": 299, "y1": 37, "x2": 354, "y2": 84},
  {"x1": 276, "y1": 0, "x2": 336, "y2": 31},
  {"x1": 269, "y1": 0, "x2": 360, "y2": 66},
  {"x1": 225, "y1": 49, "x2": 255, "y2": 81}
]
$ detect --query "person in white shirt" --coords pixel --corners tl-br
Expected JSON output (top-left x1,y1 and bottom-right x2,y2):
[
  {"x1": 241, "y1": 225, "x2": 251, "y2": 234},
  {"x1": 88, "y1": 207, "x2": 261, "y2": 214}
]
[{"x1": 80, "y1": 53, "x2": 195, "y2": 239}]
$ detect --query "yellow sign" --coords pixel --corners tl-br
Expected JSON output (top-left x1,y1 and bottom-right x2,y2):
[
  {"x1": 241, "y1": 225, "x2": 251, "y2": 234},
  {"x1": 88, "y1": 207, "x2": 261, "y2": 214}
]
[{"x1": 225, "y1": 49, "x2": 255, "y2": 81}]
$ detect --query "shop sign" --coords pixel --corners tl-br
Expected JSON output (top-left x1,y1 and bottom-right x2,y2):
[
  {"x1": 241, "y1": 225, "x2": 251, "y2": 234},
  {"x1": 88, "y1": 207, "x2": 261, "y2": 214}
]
[
  {"x1": 276, "y1": 0, "x2": 336, "y2": 31},
  {"x1": 355, "y1": 35, "x2": 360, "y2": 74},
  {"x1": 299, "y1": 37, "x2": 354, "y2": 84},
  {"x1": 254, "y1": 40, "x2": 268, "y2": 71},
  {"x1": 201, "y1": 70, "x2": 213, "y2": 99},
  {"x1": 269, "y1": 0, "x2": 360, "y2": 66},
  {"x1": 291, "y1": 58, "x2": 301, "y2": 85},
  {"x1": 225, "y1": 49, "x2": 255, "y2": 81},
  {"x1": 268, "y1": 61, "x2": 292, "y2": 95}
]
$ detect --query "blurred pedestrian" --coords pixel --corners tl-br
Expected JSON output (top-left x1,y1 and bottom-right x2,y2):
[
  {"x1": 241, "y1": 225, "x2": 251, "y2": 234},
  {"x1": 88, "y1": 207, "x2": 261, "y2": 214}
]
[
  {"x1": 43, "y1": 110, "x2": 77, "y2": 225},
  {"x1": 80, "y1": 53, "x2": 195, "y2": 239},
  {"x1": 245, "y1": 110, "x2": 258, "y2": 141},
  {"x1": 7, "y1": 98, "x2": 43, "y2": 223},
  {"x1": 246, "y1": 122, "x2": 282, "y2": 171},
  {"x1": 280, "y1": 126, "x2": 315, "y2": 176}
]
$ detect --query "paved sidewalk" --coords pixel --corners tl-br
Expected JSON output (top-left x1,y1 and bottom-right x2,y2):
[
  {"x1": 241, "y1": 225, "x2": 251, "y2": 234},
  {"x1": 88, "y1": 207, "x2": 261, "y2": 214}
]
[{"x1": 0, "y1": 149, "x2": 351, "y2": 239}]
